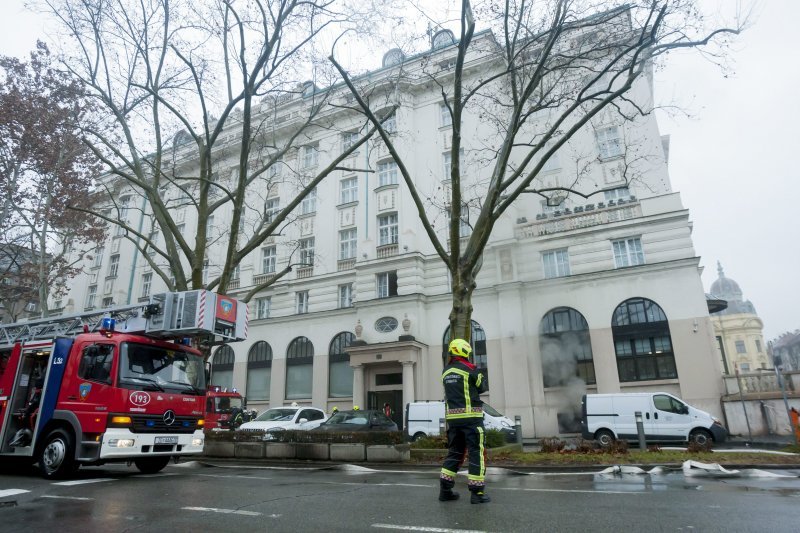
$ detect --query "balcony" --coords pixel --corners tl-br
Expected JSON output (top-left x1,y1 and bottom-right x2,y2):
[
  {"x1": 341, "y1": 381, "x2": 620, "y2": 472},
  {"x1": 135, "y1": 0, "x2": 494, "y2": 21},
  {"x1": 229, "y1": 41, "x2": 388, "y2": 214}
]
[
  {"x1": 228, "y1": 278, "x2": 240, "y2": 290},
  {"x1": 296, "y1": 267, "x2": 314, "y2": 279},
  {"x1": 516, "y1": 199, "x2": 642, "y2": 238},
  {"x1": 723, "y1": 370, "x2": 800, "y2": 397},
  {"x1": 253, "y1": 273, "x2": 276, "y2": 286},
  {"x1": 376, "y1": 244, "x2": 398, "y2": 259},
  {"x1": 337, "y1": 258, "x2": 356, "y2": 271}
]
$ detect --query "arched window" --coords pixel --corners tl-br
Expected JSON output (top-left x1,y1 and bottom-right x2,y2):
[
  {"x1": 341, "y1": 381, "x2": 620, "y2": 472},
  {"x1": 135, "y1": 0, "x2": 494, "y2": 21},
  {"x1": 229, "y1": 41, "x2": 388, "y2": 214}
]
[
  {"x1": 246, "y1": 341, "x2": 272, "y2": 401},
  {"x1": 612, "y1": 298, "x2": 677, "y2": 382},
  {"x1": 442, "y1": 321, "x2": 488, "y2": 384},
  {"x1": 329, "y1": 332, "x2": 355, "y2": 398},
  {"x1": 286, "y1": 337, "x2": 314, "y2": 399},
  {"x1": 211, "y1": 345, "x2": 235, "y2": 390},
  {"x1": 539, "y1": 308, "x2": 596, "y2": 387}
]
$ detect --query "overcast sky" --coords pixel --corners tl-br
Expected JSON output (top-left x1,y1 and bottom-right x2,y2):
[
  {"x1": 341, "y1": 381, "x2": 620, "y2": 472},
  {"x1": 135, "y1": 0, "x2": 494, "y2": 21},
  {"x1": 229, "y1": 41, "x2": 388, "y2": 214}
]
[{"x1": 2, "y1": 1, "x2": 797, "y2": 340}]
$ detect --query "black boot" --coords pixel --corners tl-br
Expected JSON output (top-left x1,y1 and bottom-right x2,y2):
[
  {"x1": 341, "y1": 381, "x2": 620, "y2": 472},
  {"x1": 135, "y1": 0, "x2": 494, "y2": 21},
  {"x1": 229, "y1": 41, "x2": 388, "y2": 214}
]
[
  {"x1": 470, "y1": 490, "x2": 491, "y2": 504},
  {"x1": 439, "y1": 480, "x2": 460, "y2": 501}
]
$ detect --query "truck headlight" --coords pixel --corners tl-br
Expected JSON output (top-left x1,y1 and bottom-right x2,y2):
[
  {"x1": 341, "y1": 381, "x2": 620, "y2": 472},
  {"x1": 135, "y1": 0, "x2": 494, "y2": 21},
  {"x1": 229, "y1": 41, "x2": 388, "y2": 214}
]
[
  {"x1": 108, "y1": 439, "x2": 135, "y2": 448},
  {"x1": 192, "y1": 438, "x2": 204, "y2": 447}
]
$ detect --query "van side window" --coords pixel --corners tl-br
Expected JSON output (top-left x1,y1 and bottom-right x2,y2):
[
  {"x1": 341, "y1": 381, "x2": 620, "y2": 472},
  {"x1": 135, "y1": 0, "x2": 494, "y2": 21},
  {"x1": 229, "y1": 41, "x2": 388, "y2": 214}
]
[
  {"x1": 78, "y1": 344, "x2": 114, "y2": 384},
  {"x1": 653, "y1": 394, "x2": 683, "y2": 414}
]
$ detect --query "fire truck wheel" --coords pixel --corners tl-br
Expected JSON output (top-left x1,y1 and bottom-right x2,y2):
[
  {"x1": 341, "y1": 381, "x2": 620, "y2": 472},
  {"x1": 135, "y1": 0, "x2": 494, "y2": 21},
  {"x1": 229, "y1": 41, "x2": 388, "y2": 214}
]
[
  {"x1": 37, "y1": 429, "x2": 77, "y2": 479},
  {"x1": 134, "y1": 456, "x2": 171, "y2": 474}
]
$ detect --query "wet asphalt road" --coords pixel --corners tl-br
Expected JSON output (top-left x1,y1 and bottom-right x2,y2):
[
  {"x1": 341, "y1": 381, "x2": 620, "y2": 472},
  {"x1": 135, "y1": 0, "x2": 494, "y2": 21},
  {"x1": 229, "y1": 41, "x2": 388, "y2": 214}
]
[{"x1": 1, "y1": 461, "x2": 799, "y2": 532}]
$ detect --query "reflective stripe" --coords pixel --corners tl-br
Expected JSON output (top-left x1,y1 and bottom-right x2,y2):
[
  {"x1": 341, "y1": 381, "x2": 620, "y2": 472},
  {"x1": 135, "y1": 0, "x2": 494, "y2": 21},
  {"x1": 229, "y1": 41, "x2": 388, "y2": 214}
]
[
  {"x1": 441, "y1": 468, "x2": 457, "y2": 478},
  {"x1": 445, "y1": 412, "x2": 483, "y2": 420},
  {"x1": 477, "y1": 426, "x2": 486, "y2": 478},
  {"x1": 476, "y1": 373, "x2": 483, "y2": 389}
]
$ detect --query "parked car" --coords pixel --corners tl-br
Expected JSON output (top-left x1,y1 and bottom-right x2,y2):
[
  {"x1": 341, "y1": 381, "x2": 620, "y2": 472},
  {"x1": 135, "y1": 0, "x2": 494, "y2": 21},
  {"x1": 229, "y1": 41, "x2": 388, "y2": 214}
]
[
  {"x1": 314, "y1": 409, "x2": 398, "y2": 432},
  {"x1": 237, "y1": 405, "x2": 327, "y2": 436}
]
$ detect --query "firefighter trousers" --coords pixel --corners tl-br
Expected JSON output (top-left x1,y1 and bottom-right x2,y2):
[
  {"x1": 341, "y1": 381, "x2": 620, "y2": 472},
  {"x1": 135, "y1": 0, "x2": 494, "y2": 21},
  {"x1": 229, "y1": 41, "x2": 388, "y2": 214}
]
[{"x1": 440, "y1": 420, "x2": 487, "y2": 491}]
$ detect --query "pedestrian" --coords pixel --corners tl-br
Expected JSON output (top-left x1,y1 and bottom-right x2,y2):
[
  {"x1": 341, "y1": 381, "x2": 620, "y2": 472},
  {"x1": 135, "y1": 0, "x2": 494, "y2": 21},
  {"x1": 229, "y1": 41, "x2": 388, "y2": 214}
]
[
  {"x1": 439, "y1": 338, "x2": 490, "y2": 504},
  {"x1": 383, "y1": 402, "x2": 392, "y2": 418}
]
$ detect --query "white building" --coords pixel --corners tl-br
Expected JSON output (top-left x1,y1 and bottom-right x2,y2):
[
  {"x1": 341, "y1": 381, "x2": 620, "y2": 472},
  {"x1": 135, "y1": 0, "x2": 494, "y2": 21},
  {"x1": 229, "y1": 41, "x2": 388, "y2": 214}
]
[{"x1": 56, "y1": 29, "x2": 726, "y2": 437}]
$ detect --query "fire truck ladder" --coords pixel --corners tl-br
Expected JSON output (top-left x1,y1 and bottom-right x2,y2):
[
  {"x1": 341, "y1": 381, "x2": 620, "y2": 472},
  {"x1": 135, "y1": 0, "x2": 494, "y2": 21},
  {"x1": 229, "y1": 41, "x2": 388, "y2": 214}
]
[{"x1": 0, "y1": 303, "x2": 150, "y2": 346}]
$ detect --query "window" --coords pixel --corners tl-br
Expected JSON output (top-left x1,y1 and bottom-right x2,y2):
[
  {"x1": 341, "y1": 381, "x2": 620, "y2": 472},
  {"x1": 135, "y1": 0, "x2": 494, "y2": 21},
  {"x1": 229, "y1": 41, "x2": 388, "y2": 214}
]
[
  {"x1": 735, "y1": 340, "x2": 746, "y2": 354},
  {"x1": 299, "y1": 237, "x2": 315, "y2": 266},
  {"x1": 755, "y1": 339, "x2": 762, "y2": 353},
  {"x1": 300, "y1": 188, "x2": 317, "y2": 215},
  {"x1": 375, "y1": 316, "x2": 398, "y2": 333},
  {"x1": 342, "y1": 131, "x2": 359, "y2": 151},
  {"x1": 269, "y1": 160, "x2": 282, "y2": 178},
  {"x1": 339, "y1": 283, "x2": 354, "y2": 308},
  {"x1": 93, "y1": 246, "x2": 104, "y2": 268},
  {"x1": 286, "y1": 337, "x2": 314, "y2": 400},
  {"x1": 25, "y1": 301, "x2": 37, "y2": 312},
  {"x1": 612, "y1": 237, "x2": 644, "y2": 268},
  {"x1": 440, "y1": 103, "x2": 452, "y2": 127},
  {"x1": 247, "y1": 341, "x2": 272, "y2": 401},
  {"x1": 176, "y1": 223, "x2": 185, "y2": 236},
  {"x1": 377, "y1": 271, "x2": 398, "y2": 298},
  {"x1": 78, "y1": 344, "x2": 113, "y2": 384},
  {"x1": 296, "y1": 291, "x2": 309, "y2": 314},
  {"x1": 211, "y1": 345, "x2": 235, "y2": 390},
  {"x1": 442, "y1": 149, "x2": 465, "y2": 179},
  {"x1": 108, "y1": 255, "x2": 120, "y2": 278},
  {"x1": 261, "y1": 246, "x2": 276, "y2": 274},
  {"x1": 302, "y1": 144, "x2": 319, "y2": 168},
  {"x1": 541, "y1": 197, "x2": 566, "y2": 216},
  {"x1": 541, "y1": 146, "x2": 561, "y2": 172},
  {"x1": 612, "y1": 298, "x2": 677, "y2": 382},
  {"x1": 101, "y1": 297, "x2": 113, "y2": 308},
  {"x1": 339, "y1": 228, "x2": 357, "y2": 260},
  {"x1": 597, "y1": 125, "x2": 623, "y2": 159},
  {"x1": 141, "y1": 273, "x2": 152, "y2": 298},
  {"x1": 378, "y1": 160, "x2": 398, "y2": 186},
  {"x1": 382, "y1": 111, "x2": 397, "y2": 133},
  {"x1": 458, "y1": 204, "x2": 471, "y2": 238},
  {"x1": 265, "y1": 198, "x2": 280, "y2": 223},
  {"x1": 86, "y1": 285, "x2": 97, "y2": 308},
  {"x1": 740, "y1": 363, "x2": 751, "y2": 372},
  {"x1": 115, "y1": 223, "x2": 125, "y2": 237},
  {"x1": 256, "y1": 297, "x2": 271, "y2": 319},
  {"x1": 202, "y1": 260, "x2": 209, "y2": 284},
  {"x1": 119, "y1": 196, "x2": 130, "y2": 221},
  {"x1": 147, "y1": 230, "x2": 159, "y2": 256},
  {"x1": 329, "y1": 332, "x2": 355, "y2": 397},
  {"x1": 604, "y1": 186, "x2": 630, "y2": 202},
  {"x1": 542, "y1": 249, "x2": 571, "y2": 279},
  {"x1": 539, "y1": 308, "x2": 596, "y2": 387},
  {"x1": 378, "y1": 213, "x2": 398, "y2": 245},
  {"x1": 442, "y1": 320, "x2": 489, "y2": 384},
  {"x1": 340, "y1": 177, "x2": 358, "y2": 204}
]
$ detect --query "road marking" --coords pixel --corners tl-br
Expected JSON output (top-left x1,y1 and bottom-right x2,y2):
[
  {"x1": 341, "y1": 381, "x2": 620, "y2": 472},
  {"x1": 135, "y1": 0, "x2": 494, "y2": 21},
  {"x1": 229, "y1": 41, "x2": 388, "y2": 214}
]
[
  {"x1": 495, "y1": 487, "x2": 644, "y2": 495},
  {"x1": 0, "y1": 489, "x2": 30, "y2": 498},
  {"x1": 182, "y1": 506, "x2": 261, "y2": 516},
  {"x1": 40, "y1": 495, "x2": 93, "y2": 501},
  {"x1": 372, "y1": 525, "x2": 488, "y2": 533},
  {"x1": 326, "y1": 482, "x2": 432, "y2": 488},
  {"x1": 197, "y1": 474, "x2": 273, "y2": 481},
  {"x1": 51, "y1": 478, "x2": 115, "y2": 486}
]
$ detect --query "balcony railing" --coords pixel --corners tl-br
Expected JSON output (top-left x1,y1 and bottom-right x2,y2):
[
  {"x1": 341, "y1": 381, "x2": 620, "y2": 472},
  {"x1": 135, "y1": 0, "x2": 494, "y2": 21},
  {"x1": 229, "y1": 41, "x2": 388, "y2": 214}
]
[
  {"x1": 228, "y1": 278, "x2": 240, "y2": 290},
  {"x1": 723, "y1": 370, "x2": 800, "y2": 396},
  {"x1": 253, "y1": 273, "x2": 276, "y2": 286},
  {"x1": 376, "y1": 243, "x2": 398, "y2": 259},
  {"x1": 296, "y1": 266, "x2": 314, "y2": 279},
  {"x1": 516, "y1": 200, "x2": 642, "y2": 238},
  {"x1": 337, "y1": 258, "x2": 356, "y2": 271}
]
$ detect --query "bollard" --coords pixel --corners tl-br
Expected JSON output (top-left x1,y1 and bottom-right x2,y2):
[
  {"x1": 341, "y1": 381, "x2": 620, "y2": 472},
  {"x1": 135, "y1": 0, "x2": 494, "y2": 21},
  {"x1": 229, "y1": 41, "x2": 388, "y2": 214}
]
[
  {"x1": 635, "y1": 411, "x2": 646, "y2": 451},
  {"x1": 439, "y1": 417, "x2": 446, "y2": 436},
  {"x1": 514, "y1": 415, "x2": 523, "y2": 445}
]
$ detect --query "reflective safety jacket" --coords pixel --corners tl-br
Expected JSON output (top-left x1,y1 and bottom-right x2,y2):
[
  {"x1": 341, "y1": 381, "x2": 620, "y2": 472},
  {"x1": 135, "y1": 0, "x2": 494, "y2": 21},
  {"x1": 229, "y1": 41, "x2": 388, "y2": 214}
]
[{"x1": 441, "y1": 357, "x2": 488, "y2": 422}]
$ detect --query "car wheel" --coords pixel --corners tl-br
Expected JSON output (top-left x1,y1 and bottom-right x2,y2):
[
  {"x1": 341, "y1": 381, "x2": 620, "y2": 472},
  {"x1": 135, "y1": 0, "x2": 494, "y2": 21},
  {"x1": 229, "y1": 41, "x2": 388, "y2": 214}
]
[
  {"x1": 37, "y1": 429, "x2": 77, "y2": 479},
  {"x1": 689, "y1": 428, "x2": 713, "y2": 446},
  {"x1": 134, "y1": 456, "x2": 172, "y2": 474},
  {"x1": 594, "y1": 429, "x2": 615, "y2": 448},
  {"x1": 412, "y1": 432, "x2": 427, "y2": 442}
]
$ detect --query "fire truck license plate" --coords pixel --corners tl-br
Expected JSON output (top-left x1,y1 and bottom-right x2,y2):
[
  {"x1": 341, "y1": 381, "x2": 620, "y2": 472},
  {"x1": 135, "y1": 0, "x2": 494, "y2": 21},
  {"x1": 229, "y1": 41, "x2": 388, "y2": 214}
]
[{"x1": 155, "y1": 437, "x2": 179, "y2": 444}]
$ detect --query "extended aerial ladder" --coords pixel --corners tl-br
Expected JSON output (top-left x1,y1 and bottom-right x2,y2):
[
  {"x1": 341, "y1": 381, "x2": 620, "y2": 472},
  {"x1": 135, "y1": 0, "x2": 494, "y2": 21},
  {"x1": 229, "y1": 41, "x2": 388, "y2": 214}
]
[{"x1": 0, "y1": 289, "x2": 248, "y2": 347}]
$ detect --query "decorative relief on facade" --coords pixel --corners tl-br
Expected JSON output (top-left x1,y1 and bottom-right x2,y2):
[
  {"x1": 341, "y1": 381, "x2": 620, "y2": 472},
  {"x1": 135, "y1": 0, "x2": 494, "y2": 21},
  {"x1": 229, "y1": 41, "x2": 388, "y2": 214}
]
[
  {"x1": 339, "y1": 207, "x2": 356, "y2": 227},
  {"x1": 603, "y1": 162, "x2": 626, "y2": 184},
  {"x1": 300, "y1": 217, "x2": 314, "y2": 236},
  {"x1": 377, "y1": 190, "x2": 396, "y2": 212},
  {"x1": 499, "y1": 249, "x2": 515, "y2": 282}
]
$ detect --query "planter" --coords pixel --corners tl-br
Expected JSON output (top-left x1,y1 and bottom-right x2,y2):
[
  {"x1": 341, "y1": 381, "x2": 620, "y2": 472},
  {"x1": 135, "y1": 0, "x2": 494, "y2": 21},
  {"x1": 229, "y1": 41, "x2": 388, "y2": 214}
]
[
  {"x1": 203, "y1": 440, "x2": 235, "y2": 458},
  {"x1": 330, "y1": 443, "x2": 366, "y2": 462},
  {"x1": 295, "y1": 443, "x2": 330, "y2": 460},
  {"x1": 366, "y1": 444, "x2": 411, "y2": 462},
  {"x1": 235, "y1": 441, "x2": 265, "y2": 459},
  {"x1": 265, "y1": 442, "x2": 296, "y2": 459}
]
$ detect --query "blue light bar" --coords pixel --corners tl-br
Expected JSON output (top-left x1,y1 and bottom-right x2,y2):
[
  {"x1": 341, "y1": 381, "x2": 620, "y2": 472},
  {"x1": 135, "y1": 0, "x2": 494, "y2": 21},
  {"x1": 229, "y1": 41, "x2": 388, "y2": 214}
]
[{"x1": 100, "y1": 317, "x2": 116, "y2": 332}]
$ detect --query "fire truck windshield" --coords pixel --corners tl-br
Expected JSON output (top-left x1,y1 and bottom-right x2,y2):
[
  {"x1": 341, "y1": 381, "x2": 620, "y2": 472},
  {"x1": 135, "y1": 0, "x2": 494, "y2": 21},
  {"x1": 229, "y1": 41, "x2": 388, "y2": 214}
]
[
  {"x1": 213, "y1": 396, "x2": 244, "y2": 413},
  {"x1": 118, "y1": 342, "x2": 205, "y2": 394}
]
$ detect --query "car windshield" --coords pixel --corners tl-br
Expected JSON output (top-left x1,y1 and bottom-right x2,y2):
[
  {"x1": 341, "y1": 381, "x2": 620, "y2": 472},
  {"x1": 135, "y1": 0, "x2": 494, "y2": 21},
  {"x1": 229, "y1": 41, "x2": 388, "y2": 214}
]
[
  {"x1": 324, "y1": 411, "x2": 369, "y2": 425},
  {"x1": 213, "y1": 397, "x2": 244, "y2": 413},
  {"x1": 118, "y1": 342, "x2": 205, "y2": 393},
  {"x1": 254, "y1": 408, "x2": 297, "y2": 422},
  {"x1": 482, "y1": 403, "x2": 502, "y2": 417}
]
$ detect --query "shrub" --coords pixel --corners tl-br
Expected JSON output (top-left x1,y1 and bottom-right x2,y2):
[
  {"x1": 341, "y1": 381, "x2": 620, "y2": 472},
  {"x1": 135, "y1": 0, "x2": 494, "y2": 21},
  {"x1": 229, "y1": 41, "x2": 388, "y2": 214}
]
[
  {"x1": 647, "y1": 445, "x2": 662, "y2": 453},
  {"x1": 410, "y1": 435, "x2": 448, "y2": 449},
  {"x1": 686, "y1": 440, "x2": 713, "y2": 453},
  {"x1": 609, "y1": 438, "x2": 629, "y2": 454},
  {"x1": 485, "y1": 429, "x2": 508, "y2": 449},
  {"x1": 267, "y1": 429, "x2": 404, "y2": 445},
  {"x1": 540, "y1": 437, "x2": 566, "y2": 453},
  {"x1": 572, "y1": 438, "x2": 596, "y2": 453}
]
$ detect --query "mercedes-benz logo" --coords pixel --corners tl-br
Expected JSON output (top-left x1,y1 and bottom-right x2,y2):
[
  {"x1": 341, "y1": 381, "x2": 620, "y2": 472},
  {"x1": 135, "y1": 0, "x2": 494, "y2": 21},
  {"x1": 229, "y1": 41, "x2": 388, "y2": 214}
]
[{"x1": 163, "y1": 410, "x2": 176, "y2": 426}]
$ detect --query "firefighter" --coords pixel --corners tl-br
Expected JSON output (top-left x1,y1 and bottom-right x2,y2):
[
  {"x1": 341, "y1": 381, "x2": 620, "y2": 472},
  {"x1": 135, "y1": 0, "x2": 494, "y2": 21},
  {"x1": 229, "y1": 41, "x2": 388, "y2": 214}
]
[{"x1": 439, "y1": 338, "x2": 490, "y2": 504}]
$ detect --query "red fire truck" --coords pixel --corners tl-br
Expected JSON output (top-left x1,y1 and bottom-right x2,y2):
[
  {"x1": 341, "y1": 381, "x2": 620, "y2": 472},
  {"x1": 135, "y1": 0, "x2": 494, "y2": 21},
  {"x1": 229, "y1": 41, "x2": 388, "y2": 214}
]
[
  {"x1": 0, "y1": 290, "x2": 247, "y2": 478},
  {"x1": 205, "y1": 386, "x2": 248, "y2": 431}
]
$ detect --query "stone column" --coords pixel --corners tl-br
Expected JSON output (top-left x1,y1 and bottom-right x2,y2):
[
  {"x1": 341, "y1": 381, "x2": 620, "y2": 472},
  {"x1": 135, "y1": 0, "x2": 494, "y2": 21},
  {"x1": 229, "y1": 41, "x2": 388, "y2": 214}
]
[
  {"x1": 352, "y1": 364, "x2": 364, "y2": 409},
  {"x1": 402, "y1": 361, "x2": 415, "y2": 406}
]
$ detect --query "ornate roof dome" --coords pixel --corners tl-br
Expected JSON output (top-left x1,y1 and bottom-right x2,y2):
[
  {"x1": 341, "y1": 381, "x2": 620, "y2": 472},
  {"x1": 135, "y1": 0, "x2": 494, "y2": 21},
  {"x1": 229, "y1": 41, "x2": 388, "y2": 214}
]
[{"x1": 709, "y1": 261, "x2": 743, "y2": 301}]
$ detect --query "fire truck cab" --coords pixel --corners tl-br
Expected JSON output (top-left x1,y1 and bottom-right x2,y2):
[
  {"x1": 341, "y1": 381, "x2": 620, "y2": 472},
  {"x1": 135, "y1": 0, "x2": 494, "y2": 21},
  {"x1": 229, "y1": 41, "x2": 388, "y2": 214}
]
[
  {"x1": 205, "y1": 386, "x2": 247, "y2": 431},
  {"x1": 0, "y1": 290, "x2": 247, "y2": 479}
]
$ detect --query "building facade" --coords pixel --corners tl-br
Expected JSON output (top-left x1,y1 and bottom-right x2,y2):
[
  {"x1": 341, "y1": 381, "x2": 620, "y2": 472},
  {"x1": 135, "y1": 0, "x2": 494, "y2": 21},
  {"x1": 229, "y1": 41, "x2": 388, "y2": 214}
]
[
  {"x1": 55, "y1": 29, "x2": 726, "y2": 437},
  {"x1": 708, "y1": 262, "x2": 769, "y2": 374}
]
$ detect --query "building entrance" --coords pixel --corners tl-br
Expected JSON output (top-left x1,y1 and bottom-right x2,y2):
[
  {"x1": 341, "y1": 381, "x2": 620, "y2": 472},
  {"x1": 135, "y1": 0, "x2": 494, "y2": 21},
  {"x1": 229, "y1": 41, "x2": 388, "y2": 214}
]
[{"x1": 368, "y1": 390, "x2": 403, "y2": 430}]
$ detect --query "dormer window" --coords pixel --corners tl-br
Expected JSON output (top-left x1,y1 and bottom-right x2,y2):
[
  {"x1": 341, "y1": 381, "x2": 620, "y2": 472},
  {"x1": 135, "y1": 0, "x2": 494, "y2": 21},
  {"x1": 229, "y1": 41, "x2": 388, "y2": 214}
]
[
  {"x1": 382, "y1": 48, "x2": 405, "y2": 67},
  {"x1": 432, "y1": 29, "x2": 456, "y2": 49}
]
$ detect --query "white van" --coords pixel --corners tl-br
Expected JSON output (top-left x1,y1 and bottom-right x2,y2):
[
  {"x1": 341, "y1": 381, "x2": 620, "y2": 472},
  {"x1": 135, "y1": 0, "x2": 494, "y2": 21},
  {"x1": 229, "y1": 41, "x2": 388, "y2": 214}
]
[
  {"x1": 581, "y1": 393, "x2": 727, "y2": 446},
  {"x1": 405, "y1": 401, "x2": 517, "y2": 442}
]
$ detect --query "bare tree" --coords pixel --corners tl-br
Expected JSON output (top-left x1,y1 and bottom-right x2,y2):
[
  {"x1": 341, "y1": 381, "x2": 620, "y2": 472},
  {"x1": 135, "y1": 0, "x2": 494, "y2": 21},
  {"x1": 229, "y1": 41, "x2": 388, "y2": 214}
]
[
  {"x1": 43, "y1": 0, "x2": 387, "y2": 299},
  {"x1": 331, "y1": 0, "x2": 745, "y2": 341}
]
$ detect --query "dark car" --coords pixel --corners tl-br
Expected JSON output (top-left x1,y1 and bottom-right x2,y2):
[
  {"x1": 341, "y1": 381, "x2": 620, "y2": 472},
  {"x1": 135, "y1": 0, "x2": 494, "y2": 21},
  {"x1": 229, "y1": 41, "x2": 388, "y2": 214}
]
[{"x1": 314, "y1": 409, "x2": 398, "y2": 432}]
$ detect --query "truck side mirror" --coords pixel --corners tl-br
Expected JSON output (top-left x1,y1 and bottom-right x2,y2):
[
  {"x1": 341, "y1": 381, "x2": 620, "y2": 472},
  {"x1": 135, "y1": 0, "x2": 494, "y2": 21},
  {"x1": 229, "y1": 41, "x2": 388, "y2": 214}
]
[{"x1": 204, "y1": 361, "x2": 211, "y2": 384}]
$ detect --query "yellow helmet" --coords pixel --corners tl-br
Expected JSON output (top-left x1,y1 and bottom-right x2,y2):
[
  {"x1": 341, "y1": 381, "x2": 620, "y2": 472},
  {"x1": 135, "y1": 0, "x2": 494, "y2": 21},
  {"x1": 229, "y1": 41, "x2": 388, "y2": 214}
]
[{"x1": 448, "y1": 338, "x2": 472, "y2": 358}]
